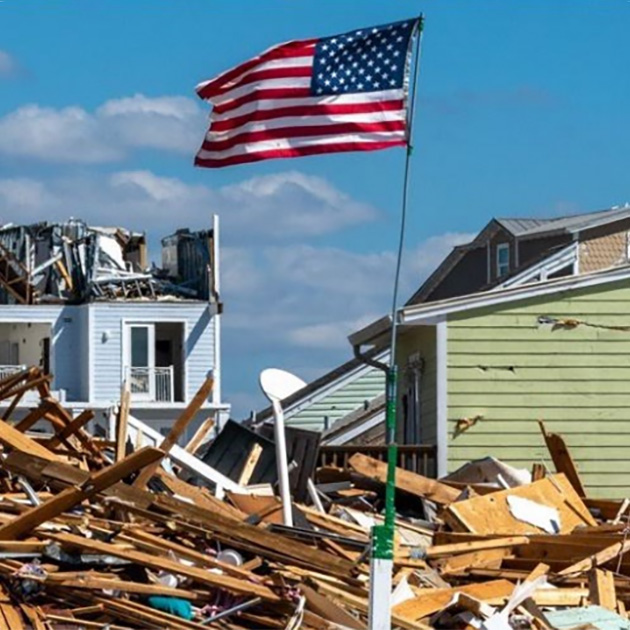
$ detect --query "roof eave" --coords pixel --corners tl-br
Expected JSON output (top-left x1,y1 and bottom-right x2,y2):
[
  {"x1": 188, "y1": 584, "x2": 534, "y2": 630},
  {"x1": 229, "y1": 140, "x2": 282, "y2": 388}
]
[{"x1": 400, "y1": 264, "x2": 630, "y2": 326}]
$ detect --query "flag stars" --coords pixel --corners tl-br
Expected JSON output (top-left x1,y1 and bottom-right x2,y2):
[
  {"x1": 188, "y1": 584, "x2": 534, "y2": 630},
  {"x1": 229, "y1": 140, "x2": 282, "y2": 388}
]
[{"x1": 312, "y1": 20, "x2": 412, "y2": 95}]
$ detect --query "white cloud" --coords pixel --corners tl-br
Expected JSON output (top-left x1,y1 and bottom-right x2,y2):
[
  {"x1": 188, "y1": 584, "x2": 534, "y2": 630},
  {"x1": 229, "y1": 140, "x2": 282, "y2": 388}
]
[
  {"x1": 0, "y1": 170, "x2": 376, "y2": 239},
  {"x1": 0, "y1": 94, "x2": 205, "y2": 163},
  {"x1": 0, "y1": 51, "x2": 17, "y2": 77},
  {"x1": 0, "y1": 167, "x2": 470, "y2": 417}
]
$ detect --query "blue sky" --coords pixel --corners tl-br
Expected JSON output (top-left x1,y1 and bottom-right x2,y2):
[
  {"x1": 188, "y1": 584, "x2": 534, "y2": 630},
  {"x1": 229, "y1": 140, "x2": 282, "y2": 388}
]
[{"x1": 1, "y1": 1, "x2": 629, "y2": 416}]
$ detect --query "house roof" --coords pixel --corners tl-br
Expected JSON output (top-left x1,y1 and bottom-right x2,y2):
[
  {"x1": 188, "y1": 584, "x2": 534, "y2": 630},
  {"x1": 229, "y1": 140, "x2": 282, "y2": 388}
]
[
  {"x1": 250, "y1": 347, "x2": 388, "y2": 424},
  {"x1": 407, "y1": 206, "x2": 630, "y2": 307},
  {"x1": 497, "y1": 206, "x2": 630, "y2": 240},
  {"x1": 322, "y1": 394, "x2": 385, "y2": 445},
  {"x1": 350, "y1": 263, "x2": 630, "y2": 346},
  {"x1": 401, "y1": 261, "x2": 630, "y2": 325}
]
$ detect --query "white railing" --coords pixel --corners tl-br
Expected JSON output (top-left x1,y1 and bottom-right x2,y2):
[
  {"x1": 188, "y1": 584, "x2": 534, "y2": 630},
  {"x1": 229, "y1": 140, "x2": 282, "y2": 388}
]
[
  {"x1": 127, "y1": 366, "x2": 174, "y2": 403},
  {"x1": 0, "y1": 364, "x2": 27, "y2": 380}
]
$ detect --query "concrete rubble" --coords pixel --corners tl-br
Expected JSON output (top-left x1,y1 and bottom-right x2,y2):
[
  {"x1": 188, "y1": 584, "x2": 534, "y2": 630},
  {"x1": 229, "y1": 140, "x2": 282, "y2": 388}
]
[{"x1": 0, "y1": 369, "x2": 626, "y2": 628}]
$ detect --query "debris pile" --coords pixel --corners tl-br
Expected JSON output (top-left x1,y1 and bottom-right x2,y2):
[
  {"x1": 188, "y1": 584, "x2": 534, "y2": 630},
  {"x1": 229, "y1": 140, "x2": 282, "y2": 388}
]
[
  {"x1": 0, "y1": 221, "x2": 215, "y2": 304},
  {"x1": 0, "y1": 369, "x2": 628, "y2": 628}
]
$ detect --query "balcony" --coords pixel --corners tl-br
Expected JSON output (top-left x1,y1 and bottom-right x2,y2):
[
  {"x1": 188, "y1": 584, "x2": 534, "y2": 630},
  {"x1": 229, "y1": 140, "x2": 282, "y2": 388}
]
[
  {"x1": 127, "y1": 366, "x2": 175, "y2": 403},
  {"x1": 0, "y1": 364, "x2": 27, "y2": 380}
]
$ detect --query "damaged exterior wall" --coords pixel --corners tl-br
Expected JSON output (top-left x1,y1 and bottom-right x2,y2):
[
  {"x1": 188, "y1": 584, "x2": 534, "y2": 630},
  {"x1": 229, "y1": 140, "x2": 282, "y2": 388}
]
[
  {"x1": 0, "y1": 220, "x2": 218, "y2": 305},
  {"x1": 444, "y1": 279, "x2": 630, "y2": 498}
]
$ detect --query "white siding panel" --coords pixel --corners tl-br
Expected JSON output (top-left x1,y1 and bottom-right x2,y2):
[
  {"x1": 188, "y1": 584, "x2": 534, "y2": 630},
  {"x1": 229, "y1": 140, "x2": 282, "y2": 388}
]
[
  {"x1": 90, "y1": 302, "x2": 215, "y2": 404},
  {"x1": 0, "y1": 304, "x2": 85, "y2": 401}
]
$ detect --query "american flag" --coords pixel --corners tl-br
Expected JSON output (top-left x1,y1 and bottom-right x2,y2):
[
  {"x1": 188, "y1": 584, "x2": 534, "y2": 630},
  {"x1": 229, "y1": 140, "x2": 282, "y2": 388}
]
[{"x1": 194, "y1": 18, "x2": 419, "y2": 168}]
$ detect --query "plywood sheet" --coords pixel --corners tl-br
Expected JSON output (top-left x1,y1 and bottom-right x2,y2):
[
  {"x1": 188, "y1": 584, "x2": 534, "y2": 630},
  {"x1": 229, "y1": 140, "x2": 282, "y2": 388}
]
[{"x1": 444, "y1": 473, "x2": 596, "y2": 535}]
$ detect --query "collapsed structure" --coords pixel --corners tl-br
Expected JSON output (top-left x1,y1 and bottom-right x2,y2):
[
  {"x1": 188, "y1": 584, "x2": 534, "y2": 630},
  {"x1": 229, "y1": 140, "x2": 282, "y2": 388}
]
[
  {"x1": 0, "y1": 368, "x2": 625, "y2": 629},
  {"x1": 0, "y1": 220, "x2": 217, "y2": 304},
  {"x1": 0, "y1": 218, "x2": 227, "y2": 438}
]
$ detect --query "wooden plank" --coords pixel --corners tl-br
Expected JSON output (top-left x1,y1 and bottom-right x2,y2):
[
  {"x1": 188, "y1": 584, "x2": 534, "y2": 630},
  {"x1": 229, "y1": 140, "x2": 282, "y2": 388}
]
[
  {"x1": 115, "y1": 383, "x2": 130, "y2": 462},
  {"x1": 392, "y1": 579, "x2": 515, "y2": 622},
  {"x1": 426, "y1": 536, "x2": 530, "y2": 558},
  {"x1": 532, "y1": 462, "x2": 546, "y2": 482},
  {"x1": 52, "y1": 576, "x2": 199, "y2": 600},
  {"x1": 184, "y1": 414, "x2": 215, "y2": 454},
  {"x1": 444, "y1": 474, "x2": 596, "y2": 535},
  {"x1": 301, "y1": 584, "x2": 363, "y2": 630},
  {"x1": 46, "y1": 408, "x2": 94, "y2": 450},
  {"x1": 238, "y1": 442, "x2": 263, "y2": 486},
  {"x1": 0, "y1": 417, "x2": 60, "y2": 461},
  {"x1": 539, "y1": 420, "x2": 586, "y2": 497},
  {"x1": 133, "y1": 375, "x2": 214, "y2": 488},
  {"x1": 559, "y1": 539, "x2": 630, "y2": 576},
  {"x1": 589, "y1": 568, "x2": 617, "y2": 611},
  {"x1": 434, "y1": 547, "x2": 514, "y2": 575},
  {"x1": 0, "y1": 446, "x2": 163, "y2": 540},
  {"x1": 47, "y1": 531, "x2": 280, "y2": 602},
  {"x1": 348, "y1": 453, "x2": 460, "y2": 505}
]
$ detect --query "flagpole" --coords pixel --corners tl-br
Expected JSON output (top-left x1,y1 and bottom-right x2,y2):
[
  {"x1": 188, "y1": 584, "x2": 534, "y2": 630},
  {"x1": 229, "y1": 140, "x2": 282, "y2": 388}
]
[{"x1": 369, "y1": 14, "x2": 424, "y2": 630}]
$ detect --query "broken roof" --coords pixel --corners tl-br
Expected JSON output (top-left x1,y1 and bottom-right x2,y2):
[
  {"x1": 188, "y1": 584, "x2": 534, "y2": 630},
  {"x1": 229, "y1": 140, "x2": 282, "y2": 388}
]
[{"x1": 0, "y1": 219, "x2": 215, "y2": 306}]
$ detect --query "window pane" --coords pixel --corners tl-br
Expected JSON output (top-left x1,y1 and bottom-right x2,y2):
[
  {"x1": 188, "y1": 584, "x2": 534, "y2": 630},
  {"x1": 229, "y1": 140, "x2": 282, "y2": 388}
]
[{"x1": 131, "y1": 327, "x2": 149, "y2": 367}]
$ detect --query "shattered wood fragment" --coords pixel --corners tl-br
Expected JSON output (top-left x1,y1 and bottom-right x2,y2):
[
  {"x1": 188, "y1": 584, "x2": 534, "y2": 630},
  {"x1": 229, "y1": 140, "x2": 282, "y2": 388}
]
[
  {"x1": 559, "y1": 539, "x2": 630, "y2": 576},
  {"x1": 0, "y1": 446, "x2": 163, "y2": 540},
  {"x1": 392, "y1": 579, "x2": 515, "y2": 622},
  {"x1": 539, "y1": 420, "x2": 586, "y2": 497},
  {"x1": 589, "y1": 568, "x2": 617, "y2": 611},
  {"x1": 238, "y1": 441, "x2": 263, "y2": 486},
  {"x1": 443, "y1": 473, "x2": 596, "y2": 535},
  {"x1": 133, "y1": 375, "x2": 214, "y2": 488},
  {"x1": 348, "y1": 453, "x2": 460, "y2": 504},
  {"x1": 426, "y1": 535, "x2": 530, "y2": 558},
  {"x1": 46, "y1": 531, "x2": 282, "y2": 601},
  {"x1": 115, "y1": 382, "x2": 131, "y2": 462},
  {"x1": 184, "y1": 414, "x2": 215, "y2": 455}
]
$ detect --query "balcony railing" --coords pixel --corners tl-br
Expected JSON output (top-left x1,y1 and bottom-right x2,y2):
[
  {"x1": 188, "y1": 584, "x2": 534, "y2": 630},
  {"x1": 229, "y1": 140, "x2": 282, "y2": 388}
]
[
  {"x1": 318, "y1": 444, "x2": 437, "y2": 477},
  {"x1": 127, "y1": 366, "x2": 174, "y2": 403},
  {"x1": 0, "y1": 364, "x2": 27, "y2": 380}
]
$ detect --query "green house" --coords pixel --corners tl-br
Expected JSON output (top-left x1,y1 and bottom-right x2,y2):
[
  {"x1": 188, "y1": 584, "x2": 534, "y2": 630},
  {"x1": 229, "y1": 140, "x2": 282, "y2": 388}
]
[{"x1": 351, "y1": 265, "x2": 630, "y2": 498}]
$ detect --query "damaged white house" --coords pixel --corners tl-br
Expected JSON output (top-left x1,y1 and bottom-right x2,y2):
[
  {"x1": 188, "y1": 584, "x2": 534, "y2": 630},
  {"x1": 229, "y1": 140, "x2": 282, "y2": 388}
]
[{"x1": 0, "y1": 216, "x2": 227, "y2": 437}]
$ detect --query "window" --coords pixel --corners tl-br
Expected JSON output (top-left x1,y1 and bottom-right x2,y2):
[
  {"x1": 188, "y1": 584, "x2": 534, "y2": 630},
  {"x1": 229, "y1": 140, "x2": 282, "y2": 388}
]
[{"x1": 496, "y1": 243, "x2": 510, "y2": 277}]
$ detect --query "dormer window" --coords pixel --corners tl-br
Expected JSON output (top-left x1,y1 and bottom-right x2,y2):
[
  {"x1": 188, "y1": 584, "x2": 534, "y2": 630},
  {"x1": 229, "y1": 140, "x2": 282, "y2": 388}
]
[{"x1": 497, "y1": 243, "x2": 510, "y2": 277}]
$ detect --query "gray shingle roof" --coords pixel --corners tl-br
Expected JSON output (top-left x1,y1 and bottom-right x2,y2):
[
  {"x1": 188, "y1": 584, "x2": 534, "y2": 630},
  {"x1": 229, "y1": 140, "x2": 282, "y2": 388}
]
[{"x1": 498, "y1": 206, "x2": 630, "y2": 239}]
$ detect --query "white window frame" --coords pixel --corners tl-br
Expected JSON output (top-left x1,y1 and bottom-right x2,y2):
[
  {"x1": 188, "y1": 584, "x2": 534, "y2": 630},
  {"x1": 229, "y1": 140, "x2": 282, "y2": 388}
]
[
  {"x1": 124, "y1": 323, "x2": 156, "y2": 401},
  {"x1": 496, "y1": 243, "x2": 510, "y2": 277}
]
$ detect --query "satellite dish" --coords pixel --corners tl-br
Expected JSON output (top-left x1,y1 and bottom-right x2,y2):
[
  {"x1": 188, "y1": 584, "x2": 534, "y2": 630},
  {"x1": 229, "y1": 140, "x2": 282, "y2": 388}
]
[{"x1": 259, "y1": 369, "x2": 306, "y2": 403}]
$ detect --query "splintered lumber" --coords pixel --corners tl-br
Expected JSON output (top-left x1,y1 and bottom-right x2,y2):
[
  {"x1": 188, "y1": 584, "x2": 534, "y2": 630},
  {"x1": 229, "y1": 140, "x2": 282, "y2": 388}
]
[
  {"x1": 184, "y1": 414, "x2": 215, "y2": 454},
  {"x1": 392, "y1": 579, "x2": 515, "y2": 622},
  {"x1": 589, "y1": 569, "x2": 617, "y2": 610},
  {"x1": 50, "y1": 575, "x2": 199, "y2": 600},
  {"x1": 539, "y1": 420, "x2": 586, "y2": 497},
  {"x1": 443, "y1": 473, "x2": 596, "y2": 535},
  {"x1": 301, "y1": 584, "x2": 364, "y2": 630},
  {"x1": 558, "y1": 538, "x2": 630, "y2": 576},
  {"x1": 348, "y1": 453, "x2": 460, "y2": 505},
  {"x1": 0, "y1": 417, "x2": 61, "y2": 462},
  {"x1": 133, "y1": 375, "x2": 214, "y2": 488},
  {"x1": 46, "y1": 531, "x2": 281, "y2": 602},
  {"x1": 238, "y1": 442, "x2": 263, "y2": 486},
  {"x1": 426, "y1": 536, "x2": 530, "y2": 558},
  {"x1": 115, "y1": 383, "x2": 131, "y2": 462},
  {"x1": 45, "y1": 408, "x2": 94, "y2": 450},
  {"x1": 0, "y1": 446, "x2": 163, "y2": 540}
]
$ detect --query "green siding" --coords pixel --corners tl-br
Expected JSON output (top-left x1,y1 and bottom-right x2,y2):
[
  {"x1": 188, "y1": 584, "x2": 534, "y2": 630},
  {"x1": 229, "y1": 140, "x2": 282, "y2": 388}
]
[
  {"x1": 447, "y1": 279, "x2": 630, "y2": 498},
  {"x1": 286, "y1": 367, "x2": 385, "y2": 432},
  {"x1": 396, "y1": 326, "x2": 437, "y2": 444}
]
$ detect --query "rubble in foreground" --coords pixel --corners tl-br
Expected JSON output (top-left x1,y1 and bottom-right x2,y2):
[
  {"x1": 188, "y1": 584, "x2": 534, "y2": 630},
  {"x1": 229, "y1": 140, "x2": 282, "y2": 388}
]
[{"x1": 0, "y1": 369, "x2": 627, "y2": 628}]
